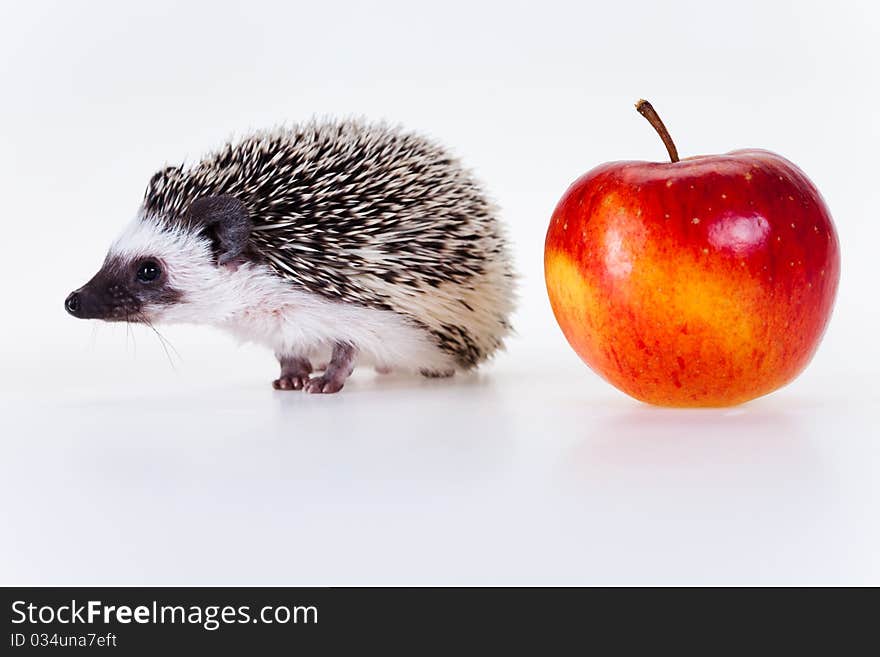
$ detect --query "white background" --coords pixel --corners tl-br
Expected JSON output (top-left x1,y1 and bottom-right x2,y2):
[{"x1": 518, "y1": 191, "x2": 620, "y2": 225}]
[{"x1": 1, "y1": 0, "x2": 877, "y2": 584}]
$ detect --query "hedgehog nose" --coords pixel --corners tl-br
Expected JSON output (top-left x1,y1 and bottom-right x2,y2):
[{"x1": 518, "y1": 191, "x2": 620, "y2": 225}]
[{"x1": 65, "y1": 292, "x2": 81, "y2": 316}]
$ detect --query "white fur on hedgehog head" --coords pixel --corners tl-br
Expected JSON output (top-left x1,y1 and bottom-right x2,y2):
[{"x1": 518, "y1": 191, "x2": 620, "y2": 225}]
[{"x1": 111, "y1": 214, "x2": 222, "y2": 322}]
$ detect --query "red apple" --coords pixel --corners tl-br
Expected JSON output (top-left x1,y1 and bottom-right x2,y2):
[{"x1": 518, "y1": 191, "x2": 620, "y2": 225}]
[{"x1": 544, "y1": 100, "x2": 840, "y2": 407}]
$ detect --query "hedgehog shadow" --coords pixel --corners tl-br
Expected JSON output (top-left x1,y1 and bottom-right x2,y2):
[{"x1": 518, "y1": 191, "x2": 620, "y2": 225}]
[{"x1": 333, "y1": 369, "x2": 494, "y2": 394}]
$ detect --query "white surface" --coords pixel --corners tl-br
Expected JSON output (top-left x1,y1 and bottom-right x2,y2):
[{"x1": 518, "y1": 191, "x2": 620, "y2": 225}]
[{"x1": 1, "y1": 0, "x2": 878, "y2": 585}]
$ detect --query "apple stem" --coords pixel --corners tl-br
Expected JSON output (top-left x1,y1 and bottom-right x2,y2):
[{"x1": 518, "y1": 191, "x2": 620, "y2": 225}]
[{"x1": 635, "y1": 99, "x2": 680, "y2": 163}]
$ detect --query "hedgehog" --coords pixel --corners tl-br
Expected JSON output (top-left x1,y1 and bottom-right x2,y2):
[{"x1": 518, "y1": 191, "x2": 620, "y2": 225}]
[{"x1": 65, "y1": 120, "x2": 515, "y2": 393}]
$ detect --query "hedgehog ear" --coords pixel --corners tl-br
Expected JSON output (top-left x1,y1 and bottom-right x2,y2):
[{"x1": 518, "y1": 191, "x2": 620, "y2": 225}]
[{"x1": 186, "y1": 195, "x2": 251, "y2": 266}]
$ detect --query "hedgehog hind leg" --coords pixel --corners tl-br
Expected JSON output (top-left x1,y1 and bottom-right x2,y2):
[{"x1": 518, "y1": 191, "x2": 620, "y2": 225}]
[
  {"x1": 273, "y1": 354, "x2": 313, "y2": 391},
  {"x1": 304, "y1": 342, "x2": 356, "y2": 394}
]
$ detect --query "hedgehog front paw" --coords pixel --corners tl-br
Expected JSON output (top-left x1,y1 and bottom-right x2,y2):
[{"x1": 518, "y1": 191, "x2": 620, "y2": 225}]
[
  {"x1": 273, "y1": 375, "x2": 310, "y2": 391},
  {"x1": 273, "y1": 355, "x2": 313, "y2": 391},
  {"x1": 304, "y1": 374, "x2": 346, "y2": 394}
]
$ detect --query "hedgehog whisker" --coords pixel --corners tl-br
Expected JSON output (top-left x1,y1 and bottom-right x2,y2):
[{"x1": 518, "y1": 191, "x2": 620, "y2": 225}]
[
  {"x1": 125, "y1": 319, "x2": 137, "y2": 357},
  {"x1": 138, "y1": 314, "x2": 181, "y2": 370}
]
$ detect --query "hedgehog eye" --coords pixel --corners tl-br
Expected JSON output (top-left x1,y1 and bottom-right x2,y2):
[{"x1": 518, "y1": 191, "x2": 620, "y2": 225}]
[{"x1": 136, "y1": 260, "x2": 161, "y2": 283}]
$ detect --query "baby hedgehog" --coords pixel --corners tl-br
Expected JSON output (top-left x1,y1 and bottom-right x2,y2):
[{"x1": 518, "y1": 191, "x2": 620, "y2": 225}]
[{"x1": 66, "y1": 120, "x2": 515, "y2": 393}]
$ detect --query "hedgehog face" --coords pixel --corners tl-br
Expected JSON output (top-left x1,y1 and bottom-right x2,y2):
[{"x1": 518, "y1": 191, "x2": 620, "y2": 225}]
[
  {"x1": 65, "y1": 252, "x2": 181, "y2": 322},
  {"x1": 66, "y1": 191, "x2": 258, "y2": 325},
  {"x1": 65, "y1": 215, "x2": 215, "y2": 324}
]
